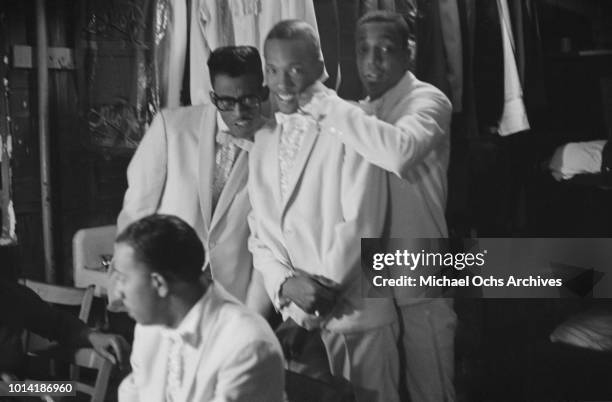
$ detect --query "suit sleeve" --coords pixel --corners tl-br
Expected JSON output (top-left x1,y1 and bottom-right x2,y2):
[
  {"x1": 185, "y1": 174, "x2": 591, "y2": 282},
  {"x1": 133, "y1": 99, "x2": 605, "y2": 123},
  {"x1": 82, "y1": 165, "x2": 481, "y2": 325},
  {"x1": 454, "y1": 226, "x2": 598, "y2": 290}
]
[
  {"x1": 319, "y1": 147, "x2": 387, "y2": 287},
  {"x1": 244, "y1": 269, "x2": 273, "y2": 317},
  {"x1": 212, "y1": 340, "x2": 285, "y2": 402},
  {"x1": 247, "y1": 209, "x2": 294, "y2": 310},
  {"x1": 321, "y1": 91, "x2": 451, "y2": 179},
  {"x1": 116, "y1": 112, "x2": 169, "y2": 232},
  {"x1": 0, "y1": 281, "x2": 89, "y2": 346}
]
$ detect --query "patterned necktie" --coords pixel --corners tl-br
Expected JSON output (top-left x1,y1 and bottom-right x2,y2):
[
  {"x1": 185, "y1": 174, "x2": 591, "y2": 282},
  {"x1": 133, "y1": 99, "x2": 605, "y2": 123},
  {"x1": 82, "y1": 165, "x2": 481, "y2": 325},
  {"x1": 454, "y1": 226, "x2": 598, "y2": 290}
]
[
  {"x1": 212, "y1": 131, "x2": 238, "y2": 212},
  {"x1": 276, "y1": 113, "x2": 309, "y2": 200},
  {"x1": 165, "y1": 336, "x2": 184, "y2": 402}
]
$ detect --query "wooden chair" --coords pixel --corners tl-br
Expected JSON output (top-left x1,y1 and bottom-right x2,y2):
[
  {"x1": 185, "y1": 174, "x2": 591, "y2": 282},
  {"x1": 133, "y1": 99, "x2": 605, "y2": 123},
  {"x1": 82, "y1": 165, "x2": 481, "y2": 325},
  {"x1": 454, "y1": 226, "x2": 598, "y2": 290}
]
[
  {"x1": 73, "y1": 348, "x2": 113, "y2": 402},
  {"x1": 28, "y1": 347, "x2": 114, "y2": 402},
  {"x1": 19, "y1": 281, "x2": 113, "y2": 401},
  {"x1": 21, "y1": 279, "x2": 95, "y2": 352}
]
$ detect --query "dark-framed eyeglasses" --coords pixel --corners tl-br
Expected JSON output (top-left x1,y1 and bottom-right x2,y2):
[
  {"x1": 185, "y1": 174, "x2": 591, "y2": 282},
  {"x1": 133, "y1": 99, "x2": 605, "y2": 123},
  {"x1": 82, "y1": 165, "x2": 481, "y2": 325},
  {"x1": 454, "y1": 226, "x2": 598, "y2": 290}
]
[{"x1": 210, "y1": 92, "x2": 262, "y2": 111}]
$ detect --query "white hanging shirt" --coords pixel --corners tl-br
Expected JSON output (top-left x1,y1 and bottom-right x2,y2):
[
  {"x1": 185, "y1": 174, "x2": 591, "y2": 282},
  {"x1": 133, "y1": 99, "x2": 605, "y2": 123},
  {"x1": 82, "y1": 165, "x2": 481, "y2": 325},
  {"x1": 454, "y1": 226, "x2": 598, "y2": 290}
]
[{"x1": 497, "y1": 0, "x2": 530, "y2": 136}]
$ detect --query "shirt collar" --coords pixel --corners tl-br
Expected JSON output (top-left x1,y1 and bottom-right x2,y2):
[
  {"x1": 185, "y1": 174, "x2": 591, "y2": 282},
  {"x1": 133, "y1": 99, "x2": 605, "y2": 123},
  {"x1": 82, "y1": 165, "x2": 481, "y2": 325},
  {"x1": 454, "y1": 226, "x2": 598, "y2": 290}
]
[
  {"x1": 274, "y1": 112, "x2": 306, "y2": 126},
  {"x1": 274, "y1": 81, "x2": 330, "y2": 126},
  {"x1": 360, "y1": 71, "x2": 414, "y2": 115},
  {"x1": 215, "y1": 112, "x2": 254, "y2": 152},
  {"x1": 163, "y1": 292, "x2": 207, "y2": 347}
]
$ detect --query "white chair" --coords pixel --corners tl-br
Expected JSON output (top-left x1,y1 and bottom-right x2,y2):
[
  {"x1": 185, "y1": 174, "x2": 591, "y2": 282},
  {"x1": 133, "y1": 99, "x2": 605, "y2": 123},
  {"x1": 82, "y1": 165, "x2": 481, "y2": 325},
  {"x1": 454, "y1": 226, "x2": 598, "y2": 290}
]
[{"x1": 73, "y1": 225, "x2": 117, "y2": 296}]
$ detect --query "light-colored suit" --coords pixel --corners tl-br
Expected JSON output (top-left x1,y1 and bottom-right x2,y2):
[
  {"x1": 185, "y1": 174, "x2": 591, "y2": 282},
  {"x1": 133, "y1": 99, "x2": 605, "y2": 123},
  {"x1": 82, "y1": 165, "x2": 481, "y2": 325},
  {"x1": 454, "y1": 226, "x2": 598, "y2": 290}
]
[
  {"x1": 117, "y1": 105, "x2": 256, "y2": 303},
  {"x1": 118, "y1": 284, "x2": 285, "y2": 402},
  {"x1": 315, "y1": 72, "x2": 455, "y2": 402},
  {"x1": 248, "y1": 87, "x2": 399, "y2": 402},
  {"x1": 247, "y1": 104, "x2": 396, "y2": 333}
]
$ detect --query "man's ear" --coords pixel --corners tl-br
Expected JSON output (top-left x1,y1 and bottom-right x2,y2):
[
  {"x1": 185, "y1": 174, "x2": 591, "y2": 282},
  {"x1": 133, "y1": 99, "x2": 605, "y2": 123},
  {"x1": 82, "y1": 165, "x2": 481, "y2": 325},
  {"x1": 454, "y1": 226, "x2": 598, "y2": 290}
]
[{"x1": 151, "y1": 272, "x2": 170, "y2": 298}]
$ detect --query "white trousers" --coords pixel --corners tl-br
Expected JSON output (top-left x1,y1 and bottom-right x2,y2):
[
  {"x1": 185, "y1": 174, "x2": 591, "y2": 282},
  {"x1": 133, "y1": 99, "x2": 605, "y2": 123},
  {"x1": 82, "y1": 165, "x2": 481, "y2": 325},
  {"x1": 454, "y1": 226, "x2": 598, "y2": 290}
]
[
  {"x1": 320, "y1": 323, "x2": 400, "y2": 402},
  {"x1": 398, "y1": 299, "x2": 457, "y2": 402}
]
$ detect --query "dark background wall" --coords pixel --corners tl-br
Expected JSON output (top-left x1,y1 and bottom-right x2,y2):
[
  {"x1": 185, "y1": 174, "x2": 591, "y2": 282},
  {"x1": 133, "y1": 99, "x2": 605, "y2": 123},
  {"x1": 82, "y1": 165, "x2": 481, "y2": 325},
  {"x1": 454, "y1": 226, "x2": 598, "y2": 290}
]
[
  {"x1": 0, "y1": 0, "x2": 129, "y2": 282},
  {"x1": 2, "y1": 0, "x2": 611, "y2": 282}
]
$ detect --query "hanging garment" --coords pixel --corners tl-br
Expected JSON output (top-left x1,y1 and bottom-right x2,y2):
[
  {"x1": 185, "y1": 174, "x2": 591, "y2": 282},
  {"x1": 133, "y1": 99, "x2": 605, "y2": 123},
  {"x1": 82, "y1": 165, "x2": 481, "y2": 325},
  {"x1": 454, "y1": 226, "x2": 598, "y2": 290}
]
[
  {"x1": 497, "y1": 0, "x2": 530, "y2": 136},
  {"x1": 472, "y1": 0, "x2": 504, "y2": 131},
  {"x1": 509, "y1": 0, "x2": 547, "y2": 111},
  {"x1": 190, "y1": 0, "x2": 235, "y2": 105},
  {"x1": 415, "y1": 0, "x2": 463, "y2": 111},
  {"x1": 439, "y1": 0, "x2": 463, "y2": 111},
  {"x1": 314, "y1": 0, "x2": 341, "y2": 90},
  {"x1": 189, "y1": 0, "x2": 322, "y2": 105},
  {"x1": 168, "y1": 0, "x2": 189, "y2": 108}
]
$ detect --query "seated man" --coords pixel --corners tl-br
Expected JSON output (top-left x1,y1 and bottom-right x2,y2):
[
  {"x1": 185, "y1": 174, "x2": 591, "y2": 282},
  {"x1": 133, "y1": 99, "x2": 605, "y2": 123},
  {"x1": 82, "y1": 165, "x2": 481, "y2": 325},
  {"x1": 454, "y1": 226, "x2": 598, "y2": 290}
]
[
  {"x1": 114, "y1": 46, "x2": 270, "y2": 313},
  {"x1": 115, "y1": 214, "x2": 284, "y2": 402},
  {"x1": 248, "y1": 20, "x2": 399, "y2": 402},
  {"x1": 0, "y1": 279, "x2": 129, "y2": 379}
]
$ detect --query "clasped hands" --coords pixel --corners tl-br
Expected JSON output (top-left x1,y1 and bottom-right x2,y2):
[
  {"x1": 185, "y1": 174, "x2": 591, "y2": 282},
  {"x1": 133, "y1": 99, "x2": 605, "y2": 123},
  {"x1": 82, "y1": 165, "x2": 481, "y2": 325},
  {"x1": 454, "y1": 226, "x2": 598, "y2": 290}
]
[{"x1": 279, "y1": 271, "x2": 341, "y2": 317}]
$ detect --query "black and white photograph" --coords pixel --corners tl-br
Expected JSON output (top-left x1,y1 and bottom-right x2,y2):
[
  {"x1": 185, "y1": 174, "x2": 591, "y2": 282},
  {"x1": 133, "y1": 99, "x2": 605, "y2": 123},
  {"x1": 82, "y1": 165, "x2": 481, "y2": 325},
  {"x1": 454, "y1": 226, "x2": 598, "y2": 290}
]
[{"x1": 1, "y1": 0, "x2": 612, "y2": 401}]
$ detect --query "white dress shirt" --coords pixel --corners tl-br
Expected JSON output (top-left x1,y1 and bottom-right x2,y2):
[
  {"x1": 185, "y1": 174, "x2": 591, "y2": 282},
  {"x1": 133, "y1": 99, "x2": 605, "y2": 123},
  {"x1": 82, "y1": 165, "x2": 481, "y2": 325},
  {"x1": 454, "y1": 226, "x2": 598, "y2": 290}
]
[{"x1": 276, "y1": 113, "x2": 309, "y2": 200}]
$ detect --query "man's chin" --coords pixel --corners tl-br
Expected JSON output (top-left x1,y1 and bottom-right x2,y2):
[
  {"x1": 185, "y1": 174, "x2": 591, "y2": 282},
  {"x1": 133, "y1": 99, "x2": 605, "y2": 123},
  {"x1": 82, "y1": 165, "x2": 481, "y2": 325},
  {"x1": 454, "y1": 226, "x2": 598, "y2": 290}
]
[{"x1": 277, "y1": 104, "x2": 298, "y2": 114}]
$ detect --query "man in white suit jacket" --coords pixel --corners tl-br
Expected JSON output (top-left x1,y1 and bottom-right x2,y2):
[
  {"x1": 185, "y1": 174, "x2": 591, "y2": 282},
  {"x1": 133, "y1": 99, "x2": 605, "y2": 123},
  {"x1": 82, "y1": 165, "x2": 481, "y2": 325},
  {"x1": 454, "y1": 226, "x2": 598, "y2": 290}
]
[
  {"x1": 115, "y1": 46, "x2": 270, "y2": 312},
  {"x1": 299, "y1": 12, "x2": 456, "y2": 402},
  {"x1": 114, "y1": 215, "x2": 284, "y2": 402},
  {"x1": 248, "y1": 21, "x2": 400, "y2": 402}
]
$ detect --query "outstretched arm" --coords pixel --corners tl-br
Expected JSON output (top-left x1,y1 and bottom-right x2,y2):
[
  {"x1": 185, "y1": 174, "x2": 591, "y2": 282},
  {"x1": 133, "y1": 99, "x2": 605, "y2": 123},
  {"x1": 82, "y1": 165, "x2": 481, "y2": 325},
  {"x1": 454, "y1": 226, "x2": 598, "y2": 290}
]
[{"x1": 301, "y1": 82, "x2": 451, "y2": 178}]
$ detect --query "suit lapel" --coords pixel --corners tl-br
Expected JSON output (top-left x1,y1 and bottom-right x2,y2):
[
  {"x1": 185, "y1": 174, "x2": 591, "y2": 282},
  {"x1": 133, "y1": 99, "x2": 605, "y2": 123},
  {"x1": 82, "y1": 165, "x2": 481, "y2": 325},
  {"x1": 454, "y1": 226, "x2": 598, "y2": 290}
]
[
  {"x1": 280, "y1": 119, "x2": 319, "y2": 214},
  {"x1": 198, "y1": 107, "x2": 218, "y2": 234},
  {"x1": 209, "y1": 149, "x2": 248, "y2": 232}
]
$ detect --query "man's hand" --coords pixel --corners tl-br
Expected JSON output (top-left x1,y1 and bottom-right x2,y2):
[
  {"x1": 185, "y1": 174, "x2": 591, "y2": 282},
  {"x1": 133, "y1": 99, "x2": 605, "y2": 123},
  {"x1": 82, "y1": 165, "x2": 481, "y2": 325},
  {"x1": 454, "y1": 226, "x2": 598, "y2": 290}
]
[
  {"x1": 87, "y1": 331, "x2": 130, "y2": 367},
  {"x1": 280, "y1": 275, "x2": 338, "y2": 316},
  {"x1": 297, "y1": 81, "x2": 329, "y2": 119}
]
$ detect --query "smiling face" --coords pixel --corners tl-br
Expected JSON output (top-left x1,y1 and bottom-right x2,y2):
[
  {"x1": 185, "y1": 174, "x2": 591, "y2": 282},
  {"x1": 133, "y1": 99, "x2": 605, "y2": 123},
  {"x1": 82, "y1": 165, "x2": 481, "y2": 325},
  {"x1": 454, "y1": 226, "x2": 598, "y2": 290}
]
[
  {"x1": 264, "y1": 38, "x2": 323, "y2": 114},
  {"x1": 212, "y1": 73, "x2": 265, "y2": 140},
  {"x1": 356, "y1": 21, "x2": 409, "y2": 100}
]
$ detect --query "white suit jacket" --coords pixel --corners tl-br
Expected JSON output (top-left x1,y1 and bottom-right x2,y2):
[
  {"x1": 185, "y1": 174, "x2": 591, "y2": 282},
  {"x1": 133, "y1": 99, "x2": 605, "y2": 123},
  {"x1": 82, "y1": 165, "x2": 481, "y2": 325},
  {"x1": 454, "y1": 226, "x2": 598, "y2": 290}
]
[
  {"x1": 359, "y1": 72, "x2": 451, "y2": 302},
  {"x1": 356, "y1": 72, "x2": 451, "y2": 239},
  {"x1": 248, "y1": 88, "x2": 397, "y2": 333},
  {"x1": 117, "y1": 105, "x2": 255, "y2": 303},
  {"x1": 118, "y1": 284, "x2": 284, "y2": 402},
  {"x1": 297, "y1": 74, "x2": 452, "y2": 302}
]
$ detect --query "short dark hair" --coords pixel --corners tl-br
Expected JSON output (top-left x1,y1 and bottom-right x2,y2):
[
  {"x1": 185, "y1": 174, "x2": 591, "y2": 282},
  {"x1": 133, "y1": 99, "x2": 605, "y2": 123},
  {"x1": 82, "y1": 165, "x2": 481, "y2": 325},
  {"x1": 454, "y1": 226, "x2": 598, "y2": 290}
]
[
  {"x1": 356, "y1": 10, "x2": 411, "y2": 50},
  {"x1": 208, "y1": 46, "x2": 264, "y2": 86},
  {"x1": 115, "y1": 214, "x2": 205, "y2": 283},
  {"x1": 265, "y1": 19, "x2": 321, "y2": 61}
]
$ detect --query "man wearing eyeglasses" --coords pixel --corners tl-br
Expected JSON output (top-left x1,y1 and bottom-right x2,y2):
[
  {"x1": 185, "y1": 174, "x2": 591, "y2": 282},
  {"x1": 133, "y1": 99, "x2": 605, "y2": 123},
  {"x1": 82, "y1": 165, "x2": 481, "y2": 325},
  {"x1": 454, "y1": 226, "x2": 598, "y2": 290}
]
[{"x1": 115, "y1": 46, "x2": 271, "y2": 315}]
